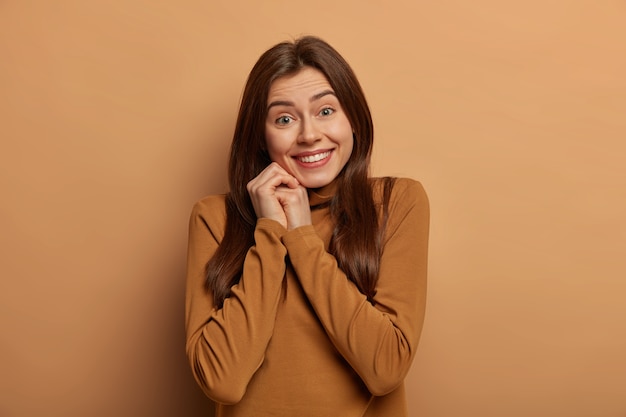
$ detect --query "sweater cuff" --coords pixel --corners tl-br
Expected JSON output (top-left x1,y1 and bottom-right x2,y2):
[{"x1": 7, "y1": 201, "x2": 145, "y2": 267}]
[
  {"x1": 281, "y1": 225, "x2": 318, "y2": 248},
  {"x1": 256, "y1": 218, "x2": 288, "y2": 238}
]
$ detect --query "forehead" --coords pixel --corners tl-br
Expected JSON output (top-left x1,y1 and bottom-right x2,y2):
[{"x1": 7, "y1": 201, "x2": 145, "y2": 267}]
[{"x1": 267, "y1": 67, "x2": 333, "y2": 102}]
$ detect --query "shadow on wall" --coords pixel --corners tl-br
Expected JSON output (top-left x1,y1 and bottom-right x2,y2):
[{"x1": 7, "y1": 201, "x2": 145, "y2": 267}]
[
  {"x1": 165, "y1": 269, "x2": 215, "y2": 417},
  {"x1": 153, "y1": 219, "x2": 217, "y2": 416}
]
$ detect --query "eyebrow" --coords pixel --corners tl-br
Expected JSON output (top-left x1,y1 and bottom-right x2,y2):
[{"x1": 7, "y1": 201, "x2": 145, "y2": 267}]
[{"x1": 267, "y1": 89, "x2": 336, "y2": 110}]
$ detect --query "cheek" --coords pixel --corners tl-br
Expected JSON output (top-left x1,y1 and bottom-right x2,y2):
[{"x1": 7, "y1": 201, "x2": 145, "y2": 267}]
[
  {"x1": 343, "y1": 137, "x2": 355, "y2": 165},
  {"x1": 347, "y1": 135, "x2": 355, "y2": 154},
  {"x1": 336, "y1": 122, "x2": 354, "y2": 153},
  {"x1": 264, "y1": 130, "x2": 287, "y2": 162}
]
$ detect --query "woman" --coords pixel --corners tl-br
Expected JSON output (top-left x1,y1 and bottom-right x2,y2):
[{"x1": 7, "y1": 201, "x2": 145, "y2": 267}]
[{"x1": 185, "y1": 36, "x2": 429, "y2": 416}]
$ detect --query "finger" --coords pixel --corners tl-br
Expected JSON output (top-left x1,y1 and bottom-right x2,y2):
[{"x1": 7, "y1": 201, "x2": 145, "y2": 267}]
[
  {"x1": 249, "y1": 163, "x2": 298, "y2": 191},
  {"x1": 274, "y1": 184, "x2": 309, "y2": 206},
  {"x1": 248, "y1": 174, "x2": 298, "y2": 195},
  {"x1": 275, "y1": 186, "x2": 312, "y2": 230},
  {"x1": 266, "y1": 163, "x2": 299, "y2": 188}
]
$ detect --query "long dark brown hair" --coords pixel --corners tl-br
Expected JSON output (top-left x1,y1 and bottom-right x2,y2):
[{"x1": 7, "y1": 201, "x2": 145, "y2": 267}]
[{"x1": 206, "y1": 36, "x2": 394, "y2": 307}]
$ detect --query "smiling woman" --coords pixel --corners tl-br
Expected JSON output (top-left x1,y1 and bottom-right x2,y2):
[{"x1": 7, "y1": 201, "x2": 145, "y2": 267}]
[
  {"x1": 184, "y1": 36, "x2": 430, "y2": 417},
  {"x1": 264, "y1": 67, "x2": 354, "y2": 190}
]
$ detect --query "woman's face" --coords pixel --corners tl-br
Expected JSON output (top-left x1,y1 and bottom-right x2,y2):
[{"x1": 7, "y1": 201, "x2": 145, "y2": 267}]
[{"x1": 264, "y1": 66, "x2": 354, "y2": 189}]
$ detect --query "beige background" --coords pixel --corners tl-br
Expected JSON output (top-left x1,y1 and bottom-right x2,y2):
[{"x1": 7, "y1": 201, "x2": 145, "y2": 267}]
[{"x1": 1, "y1": 1, "x2": 625, "y2": 416}]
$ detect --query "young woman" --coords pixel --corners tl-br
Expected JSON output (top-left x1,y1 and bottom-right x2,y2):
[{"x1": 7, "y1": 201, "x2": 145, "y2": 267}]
[{"x1": 185, "y1": 36, "x2": 429, "y2": 417}]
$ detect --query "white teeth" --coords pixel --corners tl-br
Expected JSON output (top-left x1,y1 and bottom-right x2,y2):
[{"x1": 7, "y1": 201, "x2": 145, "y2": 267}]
[{"x1": 297, "y1": 151, "x2": 331, "y2": 163}]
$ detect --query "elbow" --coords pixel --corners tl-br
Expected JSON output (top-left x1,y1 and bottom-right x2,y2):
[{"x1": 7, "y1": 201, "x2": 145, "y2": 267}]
[
  {"x1": 200, "y1": 381, "x2": 246, "y2": 405},
  {"x1": 365, "y1": 373, "x2": 406, "y2": 397},
  {"x1": 363, "y1": 342, "x2": 414, "y2": 396},
  {"x1": 187, "y1": 348, "x2": 248, "y2": 405}
]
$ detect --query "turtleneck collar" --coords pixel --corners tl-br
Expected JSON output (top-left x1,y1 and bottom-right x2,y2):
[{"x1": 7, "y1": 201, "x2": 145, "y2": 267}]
[{"x1": 307, "y1": 178, "x2": 338, "y2": 209}]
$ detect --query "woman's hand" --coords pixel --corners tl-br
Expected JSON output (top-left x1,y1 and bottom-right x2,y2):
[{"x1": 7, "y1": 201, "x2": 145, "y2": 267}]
[
  {"x1": 275, "y1": 179, "x2": 312, "y2": 230},
  {"x1": 247, "y1": 163, "x2": 312, "y2": 230}
]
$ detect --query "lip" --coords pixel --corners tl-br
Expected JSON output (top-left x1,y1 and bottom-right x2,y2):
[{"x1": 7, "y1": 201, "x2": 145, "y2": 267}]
[
  {"x1": 292, "y1": 149, "x2": 333, "y2": 168},
  {"x1": 293, "y1": 148, "x2": 333, "y2": 158}
]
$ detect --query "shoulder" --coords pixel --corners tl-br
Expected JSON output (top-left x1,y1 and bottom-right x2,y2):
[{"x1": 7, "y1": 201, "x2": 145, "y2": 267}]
[
  {"x1": 192, "y1": 194, "x2": 227, "y2": 215},
  {"x1": 371, "y1": 177, "x2": 428, "y2": 211},
  {"x1": 189, "y1": 194, "x2": 228, "y2": 241},
  {"x1": 372, "y1": 177, "x2": 429, "y2": 240}
]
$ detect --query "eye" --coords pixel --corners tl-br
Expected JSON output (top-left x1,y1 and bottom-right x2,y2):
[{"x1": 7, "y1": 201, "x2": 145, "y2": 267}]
[
  {"x1": 275, "y1": 115, "x2": 293, "y2": 125},
  {"x1": 320, "y1": 107, "x2": 335, "y2": 117}
]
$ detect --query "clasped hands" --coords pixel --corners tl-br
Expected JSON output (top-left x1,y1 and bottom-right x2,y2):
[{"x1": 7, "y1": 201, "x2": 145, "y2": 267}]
[{"x1": 247, "y1": 162, "x2": 312, "y2": 231}]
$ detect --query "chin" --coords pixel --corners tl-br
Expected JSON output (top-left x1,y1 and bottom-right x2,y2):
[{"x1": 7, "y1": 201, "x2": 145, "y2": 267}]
[{"x1": 298, "y1": 177, "x2": 333, "y2": 189}]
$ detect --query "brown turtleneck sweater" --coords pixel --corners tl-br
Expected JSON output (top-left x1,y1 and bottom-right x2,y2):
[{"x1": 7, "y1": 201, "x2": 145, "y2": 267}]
[{"x1": 185, "y1": 178, "x2": 429, "y2": 417}]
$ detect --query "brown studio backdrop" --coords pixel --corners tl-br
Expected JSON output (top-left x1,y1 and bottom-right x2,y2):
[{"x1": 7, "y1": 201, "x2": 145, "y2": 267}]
[{"x1": 1, "y1": 1, "x2": 625, "y2": 416}]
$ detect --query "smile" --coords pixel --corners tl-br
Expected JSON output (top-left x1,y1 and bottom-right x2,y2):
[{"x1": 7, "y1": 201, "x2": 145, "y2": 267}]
[{"x1": 296, "y1": 151, "x2": 331, "y2": 163}]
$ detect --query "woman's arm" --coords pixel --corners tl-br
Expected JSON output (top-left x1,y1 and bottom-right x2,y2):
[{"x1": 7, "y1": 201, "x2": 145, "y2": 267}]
[
  {"x1": 185, "y1": 197, "x2": 288, "y2": 404},
  {"x1": 282, "y1": 178, "x2": 429, "y2": 396}
]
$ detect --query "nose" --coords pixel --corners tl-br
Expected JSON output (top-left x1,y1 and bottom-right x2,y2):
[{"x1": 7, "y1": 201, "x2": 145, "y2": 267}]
[{"x1": 297, "y1": 116, "x2": 321, "y2": 144}]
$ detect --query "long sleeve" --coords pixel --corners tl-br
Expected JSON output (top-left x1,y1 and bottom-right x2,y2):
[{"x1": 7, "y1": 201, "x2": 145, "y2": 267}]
[
  {"x1": 282, "y1": 179, "x2": 429, "y2": 396},
  {"x1": 185, "y1": 196, "x2": 288, "y2": 404}
]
